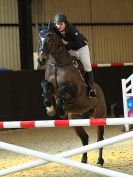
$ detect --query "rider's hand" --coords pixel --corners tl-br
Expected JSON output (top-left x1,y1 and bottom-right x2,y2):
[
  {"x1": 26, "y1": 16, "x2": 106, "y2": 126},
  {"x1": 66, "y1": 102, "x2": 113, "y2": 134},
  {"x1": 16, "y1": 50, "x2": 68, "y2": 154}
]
[{"x1": 62, "y1": 39, "x2": 68, "y2": 45}]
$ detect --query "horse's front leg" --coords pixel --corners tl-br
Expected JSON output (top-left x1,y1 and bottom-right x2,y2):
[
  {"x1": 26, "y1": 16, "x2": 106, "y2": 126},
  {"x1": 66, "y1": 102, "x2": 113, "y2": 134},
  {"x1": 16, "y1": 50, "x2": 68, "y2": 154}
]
[
  {"x1": 41, "y1": 80, "x2": 56, "y2": 116},
  {"x1": 74, "y1": 126, "x2": 88, "y2": 163},
  {"x1": 56, "y1": 85, "x2": 66, "y2": 117},
  {"x1": 97, "y1": 126, "x2": 104, "y2": 166}
]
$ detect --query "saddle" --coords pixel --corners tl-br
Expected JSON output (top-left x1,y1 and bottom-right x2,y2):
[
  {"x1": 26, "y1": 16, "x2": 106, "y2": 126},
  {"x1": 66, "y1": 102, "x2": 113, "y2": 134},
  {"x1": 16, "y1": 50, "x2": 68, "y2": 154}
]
[{"x1": 71, "y1": 56, "x2": 96, "y2": 98}]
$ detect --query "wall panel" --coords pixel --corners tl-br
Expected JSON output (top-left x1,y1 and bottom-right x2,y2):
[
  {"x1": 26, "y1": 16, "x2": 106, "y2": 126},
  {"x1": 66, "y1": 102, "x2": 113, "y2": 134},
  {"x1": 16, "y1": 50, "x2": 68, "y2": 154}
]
[
  {"x1": 0, "y1": 0, "x2": 19, "y2": 70},
  {"x1": 92, "y1": 0, "x2": 133, "y2": 23},
  {"x1": 32, "y1": 0, "x2": 133, "y2": 24},
  {"x1": 93, "y1": 26, "x2": 133, "y2": 63},
  {"x1": 32, "y1": 27, "x2": 39, "y2": 52},
  {"x1": 0, "y1": 0, "x2": 18, "y2": 23},
  {"x1": 32, "y1": 0, "x2": 91, "y2": 23},
  {"x1": 0, "y1": 27, "x2": 20, "y2": 70}
]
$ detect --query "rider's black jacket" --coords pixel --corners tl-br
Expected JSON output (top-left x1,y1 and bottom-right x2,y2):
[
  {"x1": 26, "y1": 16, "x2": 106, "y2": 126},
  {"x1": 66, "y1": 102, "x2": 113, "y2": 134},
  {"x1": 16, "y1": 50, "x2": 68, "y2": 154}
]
[{"x1": 54, "y1": 23, "x2": 88, "y2": 50}]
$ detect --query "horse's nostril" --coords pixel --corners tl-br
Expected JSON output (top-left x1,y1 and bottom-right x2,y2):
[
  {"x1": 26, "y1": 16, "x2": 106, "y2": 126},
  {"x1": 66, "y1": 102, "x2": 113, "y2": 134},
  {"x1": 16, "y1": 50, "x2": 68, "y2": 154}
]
[{"x1": 37, "y1": 58, "x2": 46, "y2": 66}]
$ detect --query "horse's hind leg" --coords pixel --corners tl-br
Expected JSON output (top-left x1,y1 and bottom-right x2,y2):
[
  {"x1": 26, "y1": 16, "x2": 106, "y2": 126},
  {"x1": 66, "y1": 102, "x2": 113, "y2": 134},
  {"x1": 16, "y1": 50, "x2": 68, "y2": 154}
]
[
  {"x1": 97, "y1": 126, "x2": 104, "y2": 166},
  {"x1": 74, "y1": 127, "x2": 88, "y2": 163}
]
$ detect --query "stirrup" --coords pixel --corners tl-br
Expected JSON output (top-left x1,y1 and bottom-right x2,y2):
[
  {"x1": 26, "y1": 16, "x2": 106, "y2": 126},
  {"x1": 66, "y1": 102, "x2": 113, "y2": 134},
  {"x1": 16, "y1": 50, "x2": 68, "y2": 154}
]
[{"x1": 89, "y1": 89, "x2": 96, "y2": 98}]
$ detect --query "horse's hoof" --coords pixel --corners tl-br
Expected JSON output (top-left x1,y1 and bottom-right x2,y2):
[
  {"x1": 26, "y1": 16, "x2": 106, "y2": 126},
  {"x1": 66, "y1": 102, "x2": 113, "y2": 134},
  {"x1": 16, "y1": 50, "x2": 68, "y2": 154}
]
[
  {"x1": 81, "y1": 157, "x2": 88, "y2": 164},
  {"x1": 97, "y1": 163, "x2": 103, "y2": 167},
  {"x1": 97, "y1": 159, "x2": 104, "y2": 166},
  {"x1": 46, "y1": 106, "x2": 56, "y2": 116}
]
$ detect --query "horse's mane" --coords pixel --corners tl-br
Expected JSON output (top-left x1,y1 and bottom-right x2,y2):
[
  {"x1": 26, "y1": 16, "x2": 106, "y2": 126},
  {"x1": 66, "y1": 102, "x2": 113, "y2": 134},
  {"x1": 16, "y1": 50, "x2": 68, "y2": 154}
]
[
  {"x1": 38, "y1": 23, "x2": 64, "y2": 47},
  {"x1": 53, "y1": 26, "x2": 63, "y2": 39},
  {"x1": 51, "y1": 27, "x2": 71, "y2": 54}
]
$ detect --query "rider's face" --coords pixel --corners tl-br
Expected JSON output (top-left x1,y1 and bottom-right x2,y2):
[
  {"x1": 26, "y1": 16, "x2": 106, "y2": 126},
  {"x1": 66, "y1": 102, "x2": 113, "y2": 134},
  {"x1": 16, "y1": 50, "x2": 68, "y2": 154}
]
[{"x1": 55, "y1": 22, "x2": 66, "y2": 32}]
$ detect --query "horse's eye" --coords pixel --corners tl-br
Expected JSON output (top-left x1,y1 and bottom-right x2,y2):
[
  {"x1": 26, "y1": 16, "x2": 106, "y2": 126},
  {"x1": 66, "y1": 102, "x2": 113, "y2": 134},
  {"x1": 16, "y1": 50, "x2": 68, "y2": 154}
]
[{"x1": 40, "y1": 31, "x2": 47, "y2": 38}]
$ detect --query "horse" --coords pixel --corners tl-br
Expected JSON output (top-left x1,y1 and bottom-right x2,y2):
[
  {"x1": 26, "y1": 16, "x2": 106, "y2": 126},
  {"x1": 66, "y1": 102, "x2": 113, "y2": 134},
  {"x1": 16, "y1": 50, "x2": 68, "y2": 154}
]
[{"x1": 37, "y1": 22, "x2": 107, "y2": 166}]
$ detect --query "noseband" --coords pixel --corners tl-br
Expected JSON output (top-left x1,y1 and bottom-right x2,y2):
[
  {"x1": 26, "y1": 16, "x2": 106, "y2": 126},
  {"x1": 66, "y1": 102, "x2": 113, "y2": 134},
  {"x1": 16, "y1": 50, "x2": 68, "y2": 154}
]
[{"x1": 39, "y1": 29, "x2": 55, "y2": 49}]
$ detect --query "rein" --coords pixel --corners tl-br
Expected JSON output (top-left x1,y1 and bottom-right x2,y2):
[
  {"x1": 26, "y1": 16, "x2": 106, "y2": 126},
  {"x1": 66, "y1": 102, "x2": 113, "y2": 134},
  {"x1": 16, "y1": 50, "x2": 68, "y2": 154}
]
[
  {"x1": 47, "y1": 56, "x2": 79, "y2": 93},
  {"x1": 48, "y1": 57, "x2": 78, "y2": 68}
]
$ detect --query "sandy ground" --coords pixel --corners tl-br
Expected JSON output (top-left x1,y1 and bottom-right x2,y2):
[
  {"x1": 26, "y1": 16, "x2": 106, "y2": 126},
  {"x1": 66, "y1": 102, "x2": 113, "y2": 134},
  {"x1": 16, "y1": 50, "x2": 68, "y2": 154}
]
[{"x1": 0, "y1": 125, "x2": 133, "y2": 177}]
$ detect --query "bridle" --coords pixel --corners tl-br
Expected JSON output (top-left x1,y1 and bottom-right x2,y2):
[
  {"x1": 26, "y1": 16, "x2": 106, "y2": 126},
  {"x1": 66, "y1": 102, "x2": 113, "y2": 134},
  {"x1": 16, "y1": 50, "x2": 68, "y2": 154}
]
[
  {"x1": 38, "y1": 29, "x2": 78, "y2": 69},
  {"x1": 38, "y1": 31, "x2": 53, "y2": 54},
  {"x1": 38, "y1": 31, "x2": 54, "y2": 65}
]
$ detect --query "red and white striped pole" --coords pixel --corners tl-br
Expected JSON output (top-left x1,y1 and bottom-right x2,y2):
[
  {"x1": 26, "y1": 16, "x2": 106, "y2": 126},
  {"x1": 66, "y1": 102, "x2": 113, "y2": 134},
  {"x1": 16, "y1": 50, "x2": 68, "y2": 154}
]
[
  {"x1": 0, "y1": 118, "x2": 133, "y2": 129},
  {"x1": 92, "y1": 62, "x2": 133, "y2": 68}
]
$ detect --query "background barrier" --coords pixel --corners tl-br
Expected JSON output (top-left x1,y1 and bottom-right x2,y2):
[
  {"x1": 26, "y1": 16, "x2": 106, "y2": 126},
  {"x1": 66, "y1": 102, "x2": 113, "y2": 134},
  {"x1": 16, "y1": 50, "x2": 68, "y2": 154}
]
[{"x1": 0, "y1": 66, "x2": 133, "y2": 121}]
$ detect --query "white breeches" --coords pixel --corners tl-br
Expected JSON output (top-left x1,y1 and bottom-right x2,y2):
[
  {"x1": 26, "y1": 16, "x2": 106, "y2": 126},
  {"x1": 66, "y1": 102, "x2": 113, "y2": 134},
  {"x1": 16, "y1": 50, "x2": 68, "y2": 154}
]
[{"x1": 70, "y1": 45, "x2": 92, "y2": 72}]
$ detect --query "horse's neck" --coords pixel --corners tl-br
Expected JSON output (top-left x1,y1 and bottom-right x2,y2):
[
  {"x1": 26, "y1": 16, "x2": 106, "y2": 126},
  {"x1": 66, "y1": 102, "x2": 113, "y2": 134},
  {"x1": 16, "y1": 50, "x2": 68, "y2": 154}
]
[{"x1": 52, "y1": 46, "x2": 73, "y2": 64}]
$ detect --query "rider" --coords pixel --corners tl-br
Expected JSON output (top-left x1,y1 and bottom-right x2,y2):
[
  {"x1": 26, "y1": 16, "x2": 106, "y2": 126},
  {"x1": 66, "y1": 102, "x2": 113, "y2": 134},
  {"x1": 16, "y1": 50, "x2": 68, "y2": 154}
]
[{"x1": 53, "y1": 13, "x2": 96, "y2": 97}]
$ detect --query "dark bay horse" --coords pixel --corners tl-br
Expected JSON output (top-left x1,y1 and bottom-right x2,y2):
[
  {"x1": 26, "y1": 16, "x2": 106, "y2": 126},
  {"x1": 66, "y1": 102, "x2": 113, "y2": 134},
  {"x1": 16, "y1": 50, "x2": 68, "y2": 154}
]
[{"x1": 37, "y1": 23, "x2": 107, "y2": 166}]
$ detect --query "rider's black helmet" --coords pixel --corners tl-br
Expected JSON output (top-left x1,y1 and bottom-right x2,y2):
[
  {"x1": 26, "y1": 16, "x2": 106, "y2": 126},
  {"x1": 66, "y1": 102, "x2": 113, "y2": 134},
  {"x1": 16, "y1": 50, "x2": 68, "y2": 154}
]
[{"x1": 53, "y1": 13, "x2": 68, "y2": 23}]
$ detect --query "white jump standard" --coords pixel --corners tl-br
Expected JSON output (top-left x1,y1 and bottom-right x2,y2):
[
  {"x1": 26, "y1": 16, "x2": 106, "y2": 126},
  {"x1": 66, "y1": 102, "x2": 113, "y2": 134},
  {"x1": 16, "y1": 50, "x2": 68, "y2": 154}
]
[{"x1": 122, "y1": 74, "x2": 133, "y2": 131}]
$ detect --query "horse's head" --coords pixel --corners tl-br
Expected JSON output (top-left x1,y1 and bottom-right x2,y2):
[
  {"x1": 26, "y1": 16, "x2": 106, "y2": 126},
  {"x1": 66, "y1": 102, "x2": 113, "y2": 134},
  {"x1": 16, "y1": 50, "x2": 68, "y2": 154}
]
[{"x1": 37, "y1": 22, "x2": 62, "y2": 65}]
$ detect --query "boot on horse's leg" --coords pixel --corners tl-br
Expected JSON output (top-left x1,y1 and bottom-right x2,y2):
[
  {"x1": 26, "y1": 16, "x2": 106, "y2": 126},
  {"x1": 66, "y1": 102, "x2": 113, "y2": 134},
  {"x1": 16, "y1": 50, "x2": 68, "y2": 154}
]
[{"x1": 85, "y1": 71, "x2": 96, "y2": 98}]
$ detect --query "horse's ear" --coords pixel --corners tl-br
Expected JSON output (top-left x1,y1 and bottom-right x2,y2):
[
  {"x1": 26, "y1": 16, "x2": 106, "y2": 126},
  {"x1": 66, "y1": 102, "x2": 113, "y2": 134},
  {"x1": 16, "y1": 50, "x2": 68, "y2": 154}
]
[
  {"x1": 48, "y1": 20, "x2": 54, "y2": 31},
  {"x1": 42, "y1": 24, "x2": 45, "y2": 29},
  {"x1": 36, "y1": 23, "x2": 41, "y2": 31}
]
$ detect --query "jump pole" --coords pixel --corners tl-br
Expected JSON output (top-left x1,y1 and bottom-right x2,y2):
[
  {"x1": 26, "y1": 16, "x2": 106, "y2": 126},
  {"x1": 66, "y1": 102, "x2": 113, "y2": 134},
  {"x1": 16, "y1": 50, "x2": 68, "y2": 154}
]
[
  {"x1": 0, "y1": 117, "x2": 133, "y2": 128},
  {"x1": 92, "y1": 62, "x2": 133, "y2": 67},
  {"x1": 0, "y1": 131, "x2": 133, "y2": 177}
]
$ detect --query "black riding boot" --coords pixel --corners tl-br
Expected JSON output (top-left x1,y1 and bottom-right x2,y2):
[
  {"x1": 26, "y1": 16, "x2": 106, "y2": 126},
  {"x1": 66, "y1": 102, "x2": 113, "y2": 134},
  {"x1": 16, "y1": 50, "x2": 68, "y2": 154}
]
[{"x1": 85, "y1": 71, "x2": 96, "y2": 98}]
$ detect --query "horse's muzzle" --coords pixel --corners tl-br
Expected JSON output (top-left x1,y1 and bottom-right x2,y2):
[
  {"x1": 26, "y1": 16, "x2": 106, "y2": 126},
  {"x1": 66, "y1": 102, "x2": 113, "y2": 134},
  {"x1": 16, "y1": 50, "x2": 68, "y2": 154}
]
[
  {"x1": 38, "y1": 51, "x2": 48, "y2": 65},
  {"x1": 37, "y1": 58, "x2": 46, "y2": 66},
  {"x1": 39, "y1": 51, "x2": 47, "y2": 59}
]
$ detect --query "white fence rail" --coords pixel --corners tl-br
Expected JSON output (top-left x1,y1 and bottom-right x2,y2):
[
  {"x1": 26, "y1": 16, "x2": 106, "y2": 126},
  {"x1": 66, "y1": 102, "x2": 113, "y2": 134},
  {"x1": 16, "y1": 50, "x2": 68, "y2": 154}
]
[{"x1": 0, "y1": 131, "x2": 133, "y2": 177}]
